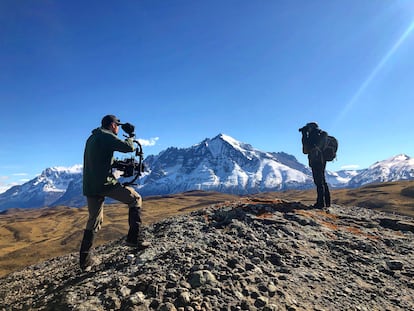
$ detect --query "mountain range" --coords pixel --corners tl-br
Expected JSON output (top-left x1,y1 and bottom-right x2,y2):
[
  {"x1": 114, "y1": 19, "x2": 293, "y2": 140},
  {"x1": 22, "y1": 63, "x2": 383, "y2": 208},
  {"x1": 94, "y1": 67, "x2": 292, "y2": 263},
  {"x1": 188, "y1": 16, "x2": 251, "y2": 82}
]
[{"x1": 0, "y1": 134, "x2": 413, "y2": 211}]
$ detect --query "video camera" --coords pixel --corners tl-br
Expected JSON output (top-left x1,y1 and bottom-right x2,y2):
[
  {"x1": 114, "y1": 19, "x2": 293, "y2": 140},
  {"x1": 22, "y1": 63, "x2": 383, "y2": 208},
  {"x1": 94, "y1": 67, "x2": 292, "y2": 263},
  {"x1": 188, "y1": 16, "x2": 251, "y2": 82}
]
[
  {"x1": 111, "y1": 122, "x2": 145, "y2": 186},
  {"x1": 112, "y1": 158, "x2": 141, "y2": 178},
  {"x1": 121, "y1": 123, "x2": 135, "y2": 137},
  {"x1": 299, "y1": 122, "x2": 318, "y2": 133}
]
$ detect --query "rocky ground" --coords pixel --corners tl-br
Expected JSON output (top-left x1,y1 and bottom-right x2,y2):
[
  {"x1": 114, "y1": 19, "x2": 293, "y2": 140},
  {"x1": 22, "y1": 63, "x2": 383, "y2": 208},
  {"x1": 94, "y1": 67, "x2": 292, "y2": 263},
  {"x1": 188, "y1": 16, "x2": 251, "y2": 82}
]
[{"x1": 1, "y1": 198, "x2": 414, "y2": 311}]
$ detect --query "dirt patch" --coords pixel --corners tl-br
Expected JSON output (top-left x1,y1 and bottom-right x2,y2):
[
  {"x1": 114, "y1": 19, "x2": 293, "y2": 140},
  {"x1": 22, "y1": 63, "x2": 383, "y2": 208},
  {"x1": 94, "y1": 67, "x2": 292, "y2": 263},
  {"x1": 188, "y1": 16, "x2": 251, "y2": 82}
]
[
  {"x1": 358, "y1": 199, "x2": 387, "y2": 209},
  {"x1": 401, "y1": 186, "x2": 414, "y2": 198}
]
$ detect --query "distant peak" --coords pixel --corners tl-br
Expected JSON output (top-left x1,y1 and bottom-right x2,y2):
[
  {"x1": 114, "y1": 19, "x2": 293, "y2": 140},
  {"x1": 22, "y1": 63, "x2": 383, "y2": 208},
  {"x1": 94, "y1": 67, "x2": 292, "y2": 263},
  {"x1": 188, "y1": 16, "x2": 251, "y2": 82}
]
[
  {"x1": 213, "y1": 133, "x2": 239, "y2": 144},
  {"x1": 382, "y1": 154, "x2": 411, "y2": 164},
  {"x1": 391, "y1": 154, "x2": 410, "y2": 161},
  {"x1": 369, "y1": 154, "x2": 413, "y2": 170},
  {"x1": 205, "y1": 133, "x2": 257, "y2": 159},
  {"x1": 41, "y1": 165, "x2": 83, "y2": 176},
  {"x1": 211, "y1": 133, "x2": 245, "y2": 150}
]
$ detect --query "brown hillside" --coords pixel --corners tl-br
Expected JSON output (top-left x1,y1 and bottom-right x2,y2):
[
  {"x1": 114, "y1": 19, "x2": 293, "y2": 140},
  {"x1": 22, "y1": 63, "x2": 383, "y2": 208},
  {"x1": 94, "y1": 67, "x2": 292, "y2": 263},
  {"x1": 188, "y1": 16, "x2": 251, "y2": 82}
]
[{"x1": 1, "y1": 181, "x2": 414, "y2": 277}]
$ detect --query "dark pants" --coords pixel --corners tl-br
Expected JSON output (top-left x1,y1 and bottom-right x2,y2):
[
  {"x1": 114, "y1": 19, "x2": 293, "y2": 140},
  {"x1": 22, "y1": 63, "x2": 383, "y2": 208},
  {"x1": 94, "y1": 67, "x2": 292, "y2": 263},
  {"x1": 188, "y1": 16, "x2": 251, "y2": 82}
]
[
  {"x1": 311, "y1": 161, "x2": 330, "y2": 207},
  {"x1": 85, "y1": 184, "x2": 142, "y2": 234},
  {"x1": 82, "y1": 184, "x2": 142, "y2": 250},
  {"x1": 80, "y1": 184, "x2": 142, "y2": 268}
]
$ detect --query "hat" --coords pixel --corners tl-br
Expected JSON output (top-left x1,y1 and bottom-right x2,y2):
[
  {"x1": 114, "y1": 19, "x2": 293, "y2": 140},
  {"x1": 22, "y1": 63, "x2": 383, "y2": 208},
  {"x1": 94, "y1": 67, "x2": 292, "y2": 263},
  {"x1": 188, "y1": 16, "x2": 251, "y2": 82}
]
[
  {"x1": 101, "y1": 115, "x2": 123, "y2": 128},
  {"x1": 305, "y1": 122, "x2": 319, "y2": 130}
]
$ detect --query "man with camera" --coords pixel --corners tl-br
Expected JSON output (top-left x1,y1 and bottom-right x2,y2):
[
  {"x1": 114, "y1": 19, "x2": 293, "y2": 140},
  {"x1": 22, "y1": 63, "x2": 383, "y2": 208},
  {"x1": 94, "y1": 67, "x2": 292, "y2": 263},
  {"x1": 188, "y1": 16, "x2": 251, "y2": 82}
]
[
  {"x1": 299, "y1": 122, "x2": 330, "y2": 209},
  {"x1": 79, "y1": 114, "x2": 148, "y2": 271}
]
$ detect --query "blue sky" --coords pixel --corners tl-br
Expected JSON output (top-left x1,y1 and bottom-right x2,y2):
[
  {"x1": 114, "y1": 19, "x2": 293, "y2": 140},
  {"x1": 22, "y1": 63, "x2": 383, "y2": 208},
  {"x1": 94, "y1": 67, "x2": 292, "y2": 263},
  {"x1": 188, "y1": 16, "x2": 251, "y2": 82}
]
[{"x1": 1, "y1": 0, "x2": 414, "y2": 193}]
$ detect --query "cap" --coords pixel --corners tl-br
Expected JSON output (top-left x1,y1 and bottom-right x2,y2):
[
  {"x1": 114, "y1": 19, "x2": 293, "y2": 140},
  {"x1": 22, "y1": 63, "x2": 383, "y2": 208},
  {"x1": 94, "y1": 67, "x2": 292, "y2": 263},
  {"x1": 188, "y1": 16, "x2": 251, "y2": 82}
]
[
  {"x1": 305, "y1": 122, "x2": 319, "y2": 130},
  {"x1": 101, "y1": 115, "x2": 123, "y2": 128}
]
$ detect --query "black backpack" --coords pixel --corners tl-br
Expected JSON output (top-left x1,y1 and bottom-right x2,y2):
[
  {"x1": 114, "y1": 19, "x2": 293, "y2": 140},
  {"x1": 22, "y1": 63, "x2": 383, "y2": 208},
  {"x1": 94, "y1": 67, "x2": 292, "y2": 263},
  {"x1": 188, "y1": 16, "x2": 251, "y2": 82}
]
[{"x1": 323, "y1": 136, "x2": 338, "y2": 161}]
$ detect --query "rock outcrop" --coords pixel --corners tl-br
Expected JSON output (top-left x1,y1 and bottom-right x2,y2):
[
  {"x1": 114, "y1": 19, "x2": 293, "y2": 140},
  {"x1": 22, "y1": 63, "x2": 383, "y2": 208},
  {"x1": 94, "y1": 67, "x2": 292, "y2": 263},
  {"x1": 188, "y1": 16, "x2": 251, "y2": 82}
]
[{"x1": 1, "y1": 199, "x2": 414, "y2": 310}]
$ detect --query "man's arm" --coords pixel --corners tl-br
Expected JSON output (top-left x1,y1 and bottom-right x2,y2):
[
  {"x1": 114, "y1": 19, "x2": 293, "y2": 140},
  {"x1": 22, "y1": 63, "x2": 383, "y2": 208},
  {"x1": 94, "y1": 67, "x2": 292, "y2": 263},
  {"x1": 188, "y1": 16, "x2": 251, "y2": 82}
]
[{"x1": 106, "y1": 132, "x2": 135, "y2": 153}]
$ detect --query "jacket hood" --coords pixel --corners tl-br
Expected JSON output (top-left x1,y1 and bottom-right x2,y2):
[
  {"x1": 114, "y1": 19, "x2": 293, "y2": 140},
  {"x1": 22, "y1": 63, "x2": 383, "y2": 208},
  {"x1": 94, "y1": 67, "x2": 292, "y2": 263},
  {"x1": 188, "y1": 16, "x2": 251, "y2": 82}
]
[{"x1": 91, "y1": 127, "x2": 113, "y2": 135}]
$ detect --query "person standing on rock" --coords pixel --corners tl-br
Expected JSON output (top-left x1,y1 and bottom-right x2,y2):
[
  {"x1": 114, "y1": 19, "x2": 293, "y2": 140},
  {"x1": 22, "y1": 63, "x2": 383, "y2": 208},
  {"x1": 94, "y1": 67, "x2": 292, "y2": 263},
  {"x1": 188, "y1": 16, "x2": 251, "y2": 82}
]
[
  {"x1": 299, "y1": 122, "x2": 330, "y2": 209},
  {"x1": 79, "y1": 114, "x2": 149, "y2": 271}
]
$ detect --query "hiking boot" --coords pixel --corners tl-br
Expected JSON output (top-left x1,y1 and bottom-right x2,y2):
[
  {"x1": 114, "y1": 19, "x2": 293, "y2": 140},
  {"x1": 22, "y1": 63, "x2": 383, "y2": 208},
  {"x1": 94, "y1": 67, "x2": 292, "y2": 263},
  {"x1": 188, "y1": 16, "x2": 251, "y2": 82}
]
[
  {"x1": 80, "y1": 252, "x2": 96, "y2": 271},
  {"x1": 125, "y1": 239, "x2": 137, "y2": 247},
  {"x1": 79, "y1": 230, "x2": 95, "y2": 271},
  {"x1": 137, "y1": 240, "x2": 151, "y2": 250},
  {"x1": 312, "y1": 203, "x2": 324, "y2": 209},
  {"x1": 126, "y1": 238, "x2": 150, "y2": 250}
]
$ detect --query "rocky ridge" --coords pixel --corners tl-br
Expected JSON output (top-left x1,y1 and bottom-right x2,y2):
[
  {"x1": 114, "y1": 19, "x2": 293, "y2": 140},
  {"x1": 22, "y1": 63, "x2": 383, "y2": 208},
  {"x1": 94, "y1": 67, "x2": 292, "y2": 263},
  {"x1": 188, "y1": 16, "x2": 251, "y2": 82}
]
[{"x1": 1, "y1": 199, "x2": 414, "y2": 310}]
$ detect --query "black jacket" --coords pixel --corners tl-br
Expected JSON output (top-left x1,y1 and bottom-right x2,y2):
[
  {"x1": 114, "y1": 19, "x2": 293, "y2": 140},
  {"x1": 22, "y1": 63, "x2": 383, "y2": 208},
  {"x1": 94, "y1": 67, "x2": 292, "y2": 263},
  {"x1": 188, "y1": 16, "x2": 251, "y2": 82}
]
[
  {"x1": 301, "y1": 129, "x2": 327, "y2": 167},
  {"x1": 83, "y1": 127, "x2": 135, "y2": 196}
]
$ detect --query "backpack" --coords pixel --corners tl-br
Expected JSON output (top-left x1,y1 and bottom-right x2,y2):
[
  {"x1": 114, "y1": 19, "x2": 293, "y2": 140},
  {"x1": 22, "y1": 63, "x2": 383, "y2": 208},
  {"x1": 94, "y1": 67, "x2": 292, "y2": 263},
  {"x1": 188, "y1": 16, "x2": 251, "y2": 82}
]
[{"x1": 323, "y1": 136, "x2": 338, "y2": 161}]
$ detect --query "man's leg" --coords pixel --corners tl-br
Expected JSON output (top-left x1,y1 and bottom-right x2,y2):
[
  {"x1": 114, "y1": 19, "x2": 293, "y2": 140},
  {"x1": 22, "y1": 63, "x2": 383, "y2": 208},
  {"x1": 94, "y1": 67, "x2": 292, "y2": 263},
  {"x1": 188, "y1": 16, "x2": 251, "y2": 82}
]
[
  {"x1": 80, "y1": 195, "x2": 104, "y2": 270},
  {"x1": 311, "y1": 164, "x2": 325, "y2": 208},
  {"x1": 105, "y1": 184, "x2": 148, "y2": 249},
  {"x1": 79, "y1": 229, "x2": 94, "y2": 270},
  {"x1": 321, "y1": 162, "x2": 330, "y2": 207},
  {"x1": 86, "y1": 195, "x2": 105, "y2": 232},
  {"x1": 324, "y1": 183, "x2": 331, "y2": 207}
]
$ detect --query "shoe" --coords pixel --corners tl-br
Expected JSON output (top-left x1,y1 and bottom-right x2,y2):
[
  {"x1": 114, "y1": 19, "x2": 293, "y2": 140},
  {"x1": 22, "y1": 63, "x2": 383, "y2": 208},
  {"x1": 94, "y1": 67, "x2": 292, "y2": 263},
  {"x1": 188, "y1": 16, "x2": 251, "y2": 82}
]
[
  {"x1": 80, "y1": 253, "x2": 96, "y2": 271},
  {"x1": 126, "y1": 239, "x2": 150, "y2": 250},
  {"x1": 137, "y1": 241, "x2": 151, "y2": 250},
  {"x1": 79, "y1": 230, "x2": 95, "y2": 271},
  {"x1": 312, "y1": 203, "x2": 324, "y2": 209}
]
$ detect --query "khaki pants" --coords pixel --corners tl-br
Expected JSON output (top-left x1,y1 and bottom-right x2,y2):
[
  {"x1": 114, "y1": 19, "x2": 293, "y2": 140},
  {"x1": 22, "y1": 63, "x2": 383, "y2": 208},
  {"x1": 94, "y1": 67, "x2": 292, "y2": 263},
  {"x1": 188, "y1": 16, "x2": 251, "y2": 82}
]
[{"x1": 85, "y1": 184, "x2": 142, "y2": 232}]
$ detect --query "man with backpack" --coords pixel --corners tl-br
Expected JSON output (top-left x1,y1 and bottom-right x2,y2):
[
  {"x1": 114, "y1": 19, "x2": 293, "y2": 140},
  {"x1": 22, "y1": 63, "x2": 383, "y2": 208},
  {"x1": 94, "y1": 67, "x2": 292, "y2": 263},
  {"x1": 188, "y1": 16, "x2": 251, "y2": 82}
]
[{"x1": 299, "y1": 122, "x2": 335, "y2": 209}]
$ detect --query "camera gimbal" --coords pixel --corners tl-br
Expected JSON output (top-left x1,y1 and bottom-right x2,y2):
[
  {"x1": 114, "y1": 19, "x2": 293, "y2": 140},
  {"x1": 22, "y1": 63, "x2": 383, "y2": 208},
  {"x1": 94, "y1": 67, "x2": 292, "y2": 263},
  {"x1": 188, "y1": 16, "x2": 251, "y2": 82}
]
[{"x1": 112, "y1": 122, "x2": 145, "y2": 186}]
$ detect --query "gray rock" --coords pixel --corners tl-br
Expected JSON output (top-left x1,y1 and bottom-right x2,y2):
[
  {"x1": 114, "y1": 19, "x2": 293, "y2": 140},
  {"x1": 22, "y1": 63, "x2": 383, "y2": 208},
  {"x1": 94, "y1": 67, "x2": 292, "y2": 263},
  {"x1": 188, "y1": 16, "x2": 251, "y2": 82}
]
[
  {"x1": 0, "y1": 201, "x2": 414, "y2": 310},
  {"x1": 386, "y1": 260, "x2": 404, "y2": 270},
  {"x1": 188, "y1": 270, "x2": 217, "y2": 288},
  {"x1": 158, "y1": 302, "x2": 177, "y2": 311}
]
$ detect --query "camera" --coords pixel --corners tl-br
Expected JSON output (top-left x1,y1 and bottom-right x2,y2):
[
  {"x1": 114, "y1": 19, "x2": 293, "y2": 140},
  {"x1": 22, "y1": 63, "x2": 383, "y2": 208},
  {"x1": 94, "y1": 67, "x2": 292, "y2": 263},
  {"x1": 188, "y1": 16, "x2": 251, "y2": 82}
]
[
  {"x1": 112, "y1": 126, "x2": 145, "y2": 186},
  {"x1": 121, "y1": 123, "x2": 135, "y2": 137},
  {"x1": 112, "y1": 158, "x2": 141, "y2": 178},
  {"x1": 299, "y1": 122, "x2": 318, "y2": 133}
]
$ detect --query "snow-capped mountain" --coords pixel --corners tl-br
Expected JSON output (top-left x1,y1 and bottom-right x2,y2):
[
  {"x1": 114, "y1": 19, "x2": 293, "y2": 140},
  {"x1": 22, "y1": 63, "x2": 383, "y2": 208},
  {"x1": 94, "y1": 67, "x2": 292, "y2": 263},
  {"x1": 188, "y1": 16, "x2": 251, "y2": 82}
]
[
  {"x1": 348, "y1": 154, "x2": 414, "y2": 188},
  {"x1": 51, "y1": 177, "x2": 86, "y2": 207},
  {"x1": 0, "y1": 165, "x2": 82, "y2": 210},
  {"x1": 137, "y1": 134, "x2": 313, "y2": 196},
  {"x1": 327, "y1": 169, "x2": 361, "y2": 188},
  {"x1": 0, "y1": 135, "x2": 413, "y2": 211}
]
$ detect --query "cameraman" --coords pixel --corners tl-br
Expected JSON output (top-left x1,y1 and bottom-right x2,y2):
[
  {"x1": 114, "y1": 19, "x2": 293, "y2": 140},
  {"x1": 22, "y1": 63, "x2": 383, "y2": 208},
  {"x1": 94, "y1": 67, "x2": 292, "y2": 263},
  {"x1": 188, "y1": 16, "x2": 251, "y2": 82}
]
[
  {"x1": 299, "y1": 122, "x2": 330, "y2": 209},
  {"x1": 79, "y1": 114, "x2": 148, "y2": 271}
]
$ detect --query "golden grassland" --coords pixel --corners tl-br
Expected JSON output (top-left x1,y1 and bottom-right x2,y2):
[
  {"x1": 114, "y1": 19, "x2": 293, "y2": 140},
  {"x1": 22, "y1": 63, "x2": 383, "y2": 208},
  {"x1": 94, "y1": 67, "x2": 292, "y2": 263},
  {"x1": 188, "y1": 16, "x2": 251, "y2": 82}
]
[{"x1": 1, "y1": 180, "x2": 414, "y2": 277}]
